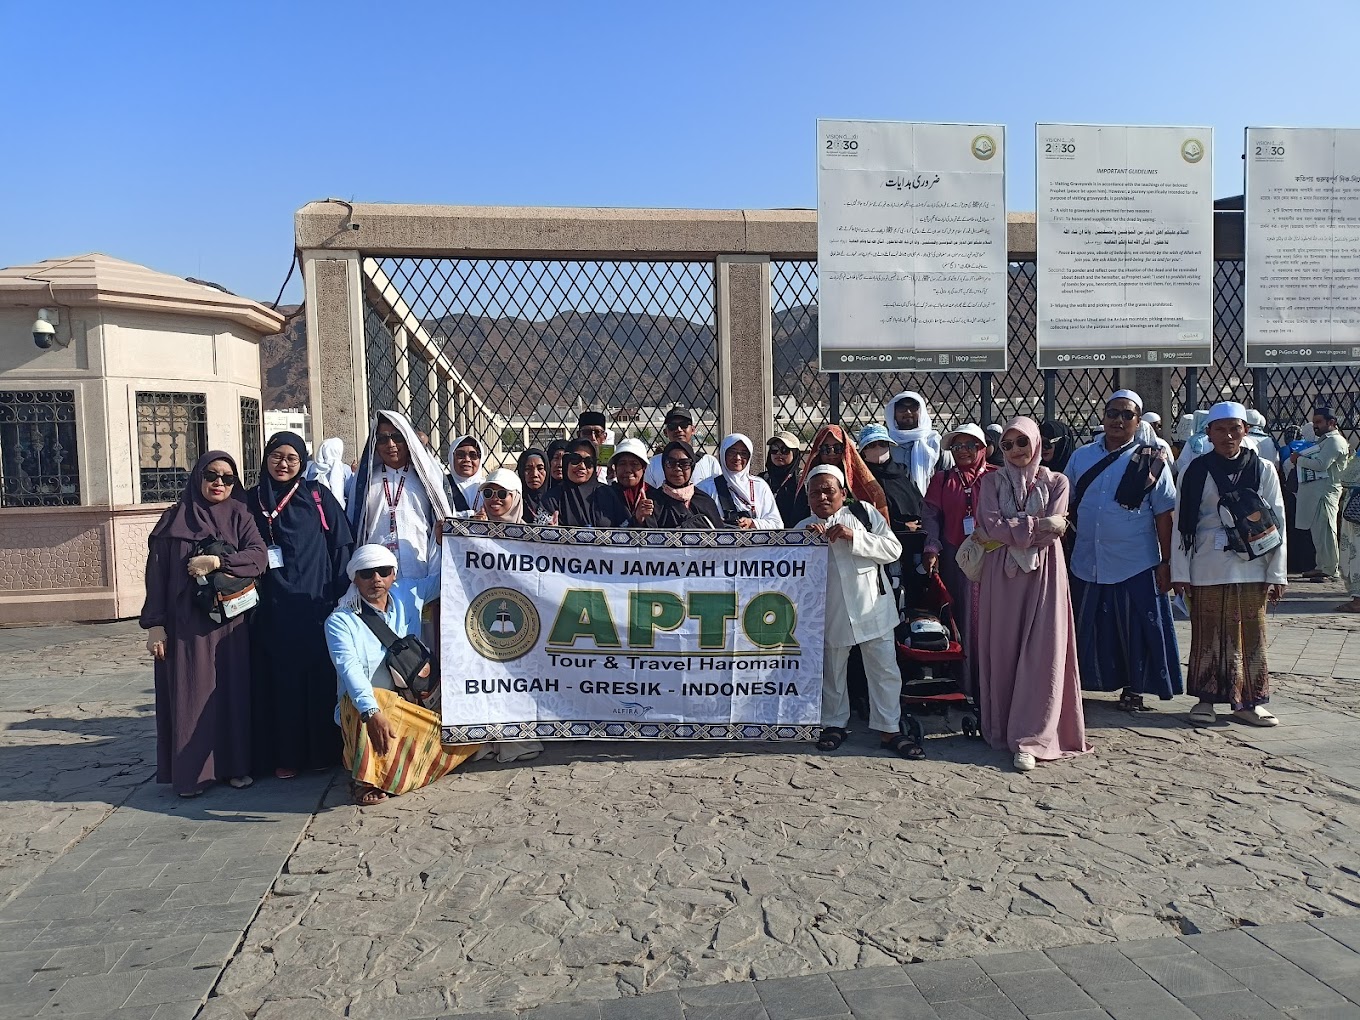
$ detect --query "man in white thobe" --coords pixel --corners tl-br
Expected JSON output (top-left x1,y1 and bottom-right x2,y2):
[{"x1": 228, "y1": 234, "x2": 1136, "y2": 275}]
[{"x1": 1293, "y1": 404, "x2": 1351, "y2": 581}]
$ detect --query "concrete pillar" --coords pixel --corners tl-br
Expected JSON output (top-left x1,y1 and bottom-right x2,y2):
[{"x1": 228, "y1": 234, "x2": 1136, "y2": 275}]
[
  {"x1": 1128, "y1": 367, "x2": 1174, "y2": 428},
  {"x1": 716, "y1": 256, "x2": 773, "y2": 454},
  {"x1": 302, "y1": 251, "x2": 366, "y2": 453}
]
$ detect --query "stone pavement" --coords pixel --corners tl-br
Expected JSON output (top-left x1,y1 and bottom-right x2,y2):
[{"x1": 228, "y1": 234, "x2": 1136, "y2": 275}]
[{"x1": 0, "y1": 581, "x2": 1359, "y2": 1019}]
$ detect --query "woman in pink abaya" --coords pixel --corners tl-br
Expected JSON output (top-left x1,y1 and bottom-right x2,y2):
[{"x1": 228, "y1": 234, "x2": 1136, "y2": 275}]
[{"x1": 974, "y1": 417, "x2": 1090, "y2": 772}]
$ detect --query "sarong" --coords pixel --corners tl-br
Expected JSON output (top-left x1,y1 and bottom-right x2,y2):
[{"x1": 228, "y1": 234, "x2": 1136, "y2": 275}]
[
  {"x1": 340, "y1": 689, "x2": 480, "y2": 796},
  {"x1": 1185, "y1": 583, "x2": 1269, "y2": 708},
  {"x1": 1071, "y1": 568, "x2": 1183, "y2": 699}
]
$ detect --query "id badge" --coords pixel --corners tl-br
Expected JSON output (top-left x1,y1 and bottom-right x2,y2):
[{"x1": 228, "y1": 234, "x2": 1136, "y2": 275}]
[
  {"x1": 1213, "y1": 529, "x2": 1229, "y2": 552},
  {"x1": 962, "y1": 516, "x2": 976, "y2": 536},
  {"x1": 267, "y1": 545, "x2": 285, "y2": 569}
]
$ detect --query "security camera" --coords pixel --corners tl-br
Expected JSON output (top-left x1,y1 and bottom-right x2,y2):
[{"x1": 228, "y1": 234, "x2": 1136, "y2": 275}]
[{"x1": 32, "y1": 318, "x2": 56, "y2": 349}]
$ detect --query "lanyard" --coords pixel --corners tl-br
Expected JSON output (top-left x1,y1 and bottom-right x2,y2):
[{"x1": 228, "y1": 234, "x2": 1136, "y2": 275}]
[
  {"x1": 258, "y1": 481, "x2": 301, "y2": 545},
  {"x1": 381, "y1": 469, "x2": 407, "y2": 540},
  {"x1": 1013, "y1": 478, "x2": 1039, "y2": 515},
  {"x1": 953, "y1": 469, "x2": 977, "y2": 517}
]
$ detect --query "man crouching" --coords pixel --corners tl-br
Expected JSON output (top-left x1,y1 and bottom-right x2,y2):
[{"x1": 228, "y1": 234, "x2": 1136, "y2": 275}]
[
  {"x1": 796, "y1": 465, "x2": 920, "y2": 759},
  {"x1": 325, "y1": 544, "x2": 481, "y2": 805}
]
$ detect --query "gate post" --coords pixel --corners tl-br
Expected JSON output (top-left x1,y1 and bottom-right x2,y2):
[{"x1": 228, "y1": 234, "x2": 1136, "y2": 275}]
[
  {"x1": 1043, "y1": 370, "x2": 1056, "y2": 422},
  {"x1": 979, "y1": 372, "x2": 994, "y2": 427},
  {"x1": 301, "y1": 249, "x2": 367, "y2": 454},
  {"x1": 716, "y1": 255, "x2": 773, "y2": 453}
]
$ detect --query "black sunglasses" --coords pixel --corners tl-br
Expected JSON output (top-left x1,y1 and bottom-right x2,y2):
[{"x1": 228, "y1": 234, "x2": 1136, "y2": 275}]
[
  {"x1": 665, "y1": 457, "x2": 693, "y2": 469},
  {"x1": 203, "y1": 470, "x2": 237, "y2": 485},
  {"x1": 1000, "y1": 437, "x2": 1030, "y2": 451},
  {"x1": 1104, "y1": 408, "x2": 1137, "y2": 422},
  {"x1": 355, "y1": 566, "x2": 395, "y2": 580},
  {"x1": 564, "y1": 453, "x2": 596, "y2": 467},
  {"x1": 481, "y1": 486, "x2": 511, "y2": 500},
  {"x1": 952, "y1": 441, "x2": 983, "y2": 452},
  {"x1": 454, "y1": 448, "x2": 481, "y2": 459},
  {"x1": 767, "y1": 444, "x2": 792, "y2": 455},
  {"x1": 375, "y1": 432, "x2": 406, "y2": 446},
  {"x1": 817, "y1": 442, "x2": 845, "y2": 456}
]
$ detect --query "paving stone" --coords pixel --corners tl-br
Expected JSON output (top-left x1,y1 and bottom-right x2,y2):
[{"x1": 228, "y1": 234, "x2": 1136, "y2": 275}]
[
  {"x1": 111, "y1": 935, "x2": 206, "y2": 974},
  {"x1": 0, "y1": 979, "x2": 60, "y2": 1019},
  {"x1": 680, "y1": 1001, "x2": 770, "y2": 1020},
  {"x1": 518, "y1": 1003, "x2": 602, "y2": 1020},
  {"x1": 932, "y1": 996, "x2": 1026, "y2": 1019},
  {"x1": 756, "y1": 975, "x2": 850, "y2": 1020},
  {"x1": 1046, "y1": 944, "x2": 1147, "y2": 987},
  {"x1": 599, "y1": 991, "x2": 683, "y2": 1020},
  {"x1": 1257, "y1": 932, "x2": 1360, "y2": 980},
  {"x1": 828, "y1": 966, "x2": 912, "y2": 992},
  {"x1": 1130, "y1": 953, "x2": 1244, "y2": 996},
  {"x1": 907, "y1": 959, "x2": 1000, "y2": 1002},
  {"x1": 37, "y1": 971, "x2": 141, "y2": 1014},
  {"x1": 123, "y1": 966, "x2": 215, "y2": 1008},
  {"x1": 1228, "y1": 962, "x2": 1352, "y2": 1011},
  {"x1": 976, "y1": 952, "x2": 1061, "y2": 976},
  {"x1": 988, "y1": 969, "x2": 1099, "y2": 1015},
  {"x1": 33, "y1": 943, "x2": 132, "y2": 981},
  {"x1": 1176, "y1": 930, "x2": 1287, "y2": 972},
  {"x1": 678, "y1": 981, "x2": 762, "y2": 1005},
  {"x1": 836, "y1": 984, "x2": 939, "y2": 1020},
  {"x1": 1285, "y1": 1007, "x2": 1360, "y2": 1019},
  {"x1": 1177, "y1": 990, "x2": 1287, "y2": 1019},
  {"x1": 0, "y1": 949, "x2": 54, "y2": 984},
  {"x1": 1080, "y1": 977, "x2": 1198, "y2": 1020}
]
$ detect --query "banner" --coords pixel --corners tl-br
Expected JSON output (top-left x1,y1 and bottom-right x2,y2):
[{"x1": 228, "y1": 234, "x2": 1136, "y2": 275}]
[
  {"x1": 816, "y1": 119, "x2": 1008, "y2": 371},
  {"x1": 439, "y1": 521, "x2": 828, "y2": 743},
  {"x1": 1245, "y1": 126, "x2": 1360, "y2": 366},
  {"x1": 1036, "y1": 123, "x2": 1215, "y2": 369}
]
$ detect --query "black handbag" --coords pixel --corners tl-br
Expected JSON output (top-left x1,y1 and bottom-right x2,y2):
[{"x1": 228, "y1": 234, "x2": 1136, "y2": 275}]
[
  {"x1": 190, "y1": 539, "x2": 259, "y2": 624},
  {"x1": 358, "y1": 603, "x2": 440, "y2": 710}
]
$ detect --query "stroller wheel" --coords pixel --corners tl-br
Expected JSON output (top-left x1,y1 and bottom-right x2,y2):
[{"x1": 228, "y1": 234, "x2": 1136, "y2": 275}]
[
  {"x1": 900, "y1": 714, "x2": 924, "y2": 745},
  {"x1": 961, "y1": 714, "x2": 978, "y2": 738}
]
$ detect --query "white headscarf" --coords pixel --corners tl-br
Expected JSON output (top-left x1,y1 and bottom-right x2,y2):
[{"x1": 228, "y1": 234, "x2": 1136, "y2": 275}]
[
  {"x1": 480, "y1": 468, "x2": 523, "y2": 524},
  {"x1": 717, "y1": 433, "x2": 756, "y2": 511},
  {"x1": 884, "y1": 390, "x2": 941, "y2": 494},
  {"x1": 337, "y1": 543, "x2": 398, "y2": 612},
  {"x1": 447, "y1": 435, "x2": 487, "y2": 507},
  {"x1": 308, "y1": 437, "x2": 350, "y2": 509}
]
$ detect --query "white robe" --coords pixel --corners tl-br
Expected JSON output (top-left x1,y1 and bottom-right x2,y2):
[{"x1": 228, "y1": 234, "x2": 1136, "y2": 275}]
[
  {"x1": 795, "y1": 504, "x2": 902, "y2": 646},
  {"x1": 698, "y1": 475, "x2": 784, "y2": 529},
  {"x1": 360, "y1": 465, "x2": 439, "y2": 580}
]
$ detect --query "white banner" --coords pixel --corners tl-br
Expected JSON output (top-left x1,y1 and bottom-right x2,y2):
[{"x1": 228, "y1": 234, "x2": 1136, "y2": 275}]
[
  {"x1": 816, "y1": 119, "x2": 1008, "y2": 372},
  {"x1": 439, "y1": 521, "x2": 828, "y2": 743},
  {"x1": 1036, "y1": 123, "x2": 1215, "y2": 369},
  {"x1": 1245, "y1": 126, "x2": 1360, "y2": 366}
]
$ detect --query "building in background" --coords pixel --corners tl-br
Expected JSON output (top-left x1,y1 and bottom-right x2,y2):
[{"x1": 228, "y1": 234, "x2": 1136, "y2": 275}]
[
  {"x1": 263, "y1": 407, "x2": 311, "y2": 447},
  {"x1": 0, "y1": 254, "x2": 282, "y2": 624}
]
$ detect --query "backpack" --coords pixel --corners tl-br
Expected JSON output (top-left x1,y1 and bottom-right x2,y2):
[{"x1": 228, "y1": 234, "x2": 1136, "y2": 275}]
[
  {"x1": 190, "y1": 538, "x2": 259, "y2": 624},
  {"x1": 1206, "y1": 456, "x2": 1282, "y2": 561}
]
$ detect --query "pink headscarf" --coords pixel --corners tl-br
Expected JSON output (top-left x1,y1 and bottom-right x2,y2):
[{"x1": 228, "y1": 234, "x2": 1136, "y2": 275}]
[{"x1": 999, "y1": 416, "x2": 1043, "y2": 487}]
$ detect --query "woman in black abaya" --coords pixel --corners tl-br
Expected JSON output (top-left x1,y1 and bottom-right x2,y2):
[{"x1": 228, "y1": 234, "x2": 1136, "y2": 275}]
[
  {"x1": 542, "y1": 438, "x2": 630, "y2": 526},
  {"x1": 247, "y1": 432, "x2": 354, "y2": 777}
]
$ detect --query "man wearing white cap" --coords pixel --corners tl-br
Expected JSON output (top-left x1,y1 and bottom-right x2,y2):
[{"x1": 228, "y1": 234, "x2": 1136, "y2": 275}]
[
  {"x1": 1293, "y1": 404, "x2": 1349, "y2": 582},
  {"x1": 325, "y1": 544, "x2": 479, "y2": 805},
  {"x1": 1064, "y1": 390, "x2": 1182, "y2": 710},
  {"x1": 1171, "y1": 402, "x2": 1287, "y2": 727},
  {"x1": 795, "y1": 465, "x2": 921, "y2": 759}
]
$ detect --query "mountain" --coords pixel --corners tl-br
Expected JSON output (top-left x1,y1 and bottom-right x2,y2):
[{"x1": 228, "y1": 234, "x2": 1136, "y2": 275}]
[{"x1": 259, "y1": 305, "x2": 308, "y2": 409}]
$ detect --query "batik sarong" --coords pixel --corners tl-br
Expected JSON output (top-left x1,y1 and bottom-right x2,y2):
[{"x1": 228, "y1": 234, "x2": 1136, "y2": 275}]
[
  {"x1": 1185, "y1": 583, "x2": 1270, "y2": 708},
  {"x1": 340, "y1": 689, "x2": 480, "y2": 796}
]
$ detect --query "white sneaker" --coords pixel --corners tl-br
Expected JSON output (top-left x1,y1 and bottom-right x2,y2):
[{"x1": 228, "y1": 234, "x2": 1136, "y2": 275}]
[
  {"x1": 1188, "y1": 702, "x2": 1217, "y2": 725},
  {"x1": 1013, "y1": 752, "x2": 1036, "y2": 772},
  {"x1": 1231, "y1": 707, "x2": 1279, "y2": 727}
]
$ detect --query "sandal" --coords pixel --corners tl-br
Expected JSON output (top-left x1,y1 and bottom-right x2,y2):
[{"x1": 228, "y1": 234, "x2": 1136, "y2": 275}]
[
  {"x1": 274, "y1": 768, "x2": 298, "y2": 779},
  {"x1": 1188, "y1": 702, "x2": 1217, "y2": 726},
  {"x1": 1117, "y1": 691, "x2": 1143, "y2": 712},
  {"x1": 880, "y1": 733, "x2": 926, "y2": 760},
  {"x1": 352, "y1": 782, "x2": 387, "y2": 806},
  {"x1": 228, "y1": 776, "x2": 253, "y2": 789},
  {"x1": 816, "y1": 726, "x2": 848, "y2": 752}
]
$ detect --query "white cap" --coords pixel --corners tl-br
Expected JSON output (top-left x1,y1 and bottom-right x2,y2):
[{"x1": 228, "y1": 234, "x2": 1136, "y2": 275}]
[
  {"x1": 1203, "y1": 401, "x2": 1249, "y2": 428},
  {"x1": 347, "y1": 544, "x2": 398, "y2": 580},
  {"x1": 1108, "y1": 389, "x2": 1143, "y2": 411},
  {"x1": 610, "y1": 438, "x2": 651, "y2": 463},
  {"x1": 1143, "y1": 411, "x2": 1161, "y2": 425},
  {"x1": 481, "y1": 468, "x2": 521, "y2": 493},
  {"x1": 1244, "y1": 408, "x2": 1266, "y2": 428},
  {"x1": 806, "y1": 464, "x2": 846, "y2": 488},
  {"x1": 942, "y1": 424, "x2": 987, "y2": 448},
  {"x1": 985, "y1": 424, "x2": 1004, "y2": 438}
]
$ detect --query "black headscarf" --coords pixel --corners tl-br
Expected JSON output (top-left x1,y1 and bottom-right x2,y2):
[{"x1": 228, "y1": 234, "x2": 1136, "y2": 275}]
[
  {"x1": 760, "y1": 446, "x2": 803, "y2": 525},
  {"x1": 516, "y1": 447, "x2": 551, "y2": 521},
  {"x1": 545, "y1": 439, "x2": 571, "y2": 483},
  {"x1": 150, "y1": 450, "x2": 249, "y2": 542},
  {"x1": 1039, "y1": 420, "x2": 1076, "y2": 473},
  {"x1": 543, "y1": 439, "x2": 628, "y2": 527},
  {"x1": 1178, "y1": 446, "x2": 1263, "y2": 555}
]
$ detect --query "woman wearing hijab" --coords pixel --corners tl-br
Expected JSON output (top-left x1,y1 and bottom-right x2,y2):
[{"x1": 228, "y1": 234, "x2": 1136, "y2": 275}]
[
  {"x1": 306, "y1": 437, "x2": 352, "y2": 511},
  {"x1": 974, "y1": 418, "x2": 1089, "y2": 772},
  {"x1": 1038, "y1": 420, "x2": 1077, "y2": 474},
  {"x1": 140, "y1": 452, "x2": 269, "y2": 796},
  {"x1": 516, "y1": 448, "x2": 553, "y2": 524},
  {"x1": 475, "y1": 468, "x2": 525, "y2": 524},
  {"x1": 984, "y1": 424, "x2": 1005, "y2": 466},
  {"x1": 650, "y1": 441, "x2": 726, "y2": 529},
  {"x1": 542, "y1": 439, "x2": 630, "y2": 527},
  {"x1": 922, "y1": 424, "x2": 994, "y2": 697},
  {"x1": 700, "y1": 434, "x2": 783, "y2": 529},
  {"x1": 610, "y1": 438, "x2": 659, "y2": 527},
  {"x1": 760, "y1": 431, "x2": 804, "y2": 526},
  {"x1": 247, "y1": 433, "x2": 355, "y2": 778},
  {"x1": 545, "y1": 439, "x2": 570, "y2": 484},
  {"x1": 886, "y1": 391, "x2": 950, "y2": 496},
  {"x1": 1172, "y1": 402, "x2": 1288, "y2": 726},
  {"x1": 446, "y1": 435, "x2": 487, "y2": 515},
  {"x1": 790, "y1": 425, "x2": 890, "y2": 524}
]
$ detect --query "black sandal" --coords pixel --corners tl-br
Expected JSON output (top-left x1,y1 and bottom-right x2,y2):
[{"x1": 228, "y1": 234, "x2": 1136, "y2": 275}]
[
  {"x1": 816, "y1": 726, "x2": 848, "y2": 752},
  {"x1": 1117, "y1": 690, "x2": 1148, "y2": 712},
  {"x1": 880, "y1": 733, "x2": 926, "y2": 760}
]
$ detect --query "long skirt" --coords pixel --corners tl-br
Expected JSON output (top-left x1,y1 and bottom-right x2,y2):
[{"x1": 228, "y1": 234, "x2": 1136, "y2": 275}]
[
  {"x1": 1186, "y1": 583, "x2": 1270, "y2": 708},
  {"x1": 934, "y1": 537, "x2": 982, "y2": 699},
  {"x1": 340, "y1": 689, "x2": 480, "y2": 796},
  {"x1": 1071, "y1": 568, "x2": 1183, "y2": 699}
]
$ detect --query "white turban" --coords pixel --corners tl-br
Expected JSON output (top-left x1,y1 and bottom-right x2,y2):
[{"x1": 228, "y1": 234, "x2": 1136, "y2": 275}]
[
  {"x1": 806, "y1": 464, "x2": 847, "y2": 488},
  {"x1": 1108, "y1": 389, "x2": 1143, "y2": 411},
  {"x1": 347, "y1": 544, "x2": 398, "y2": 580},
  {"x1": 1143, "y1": 412, "x2": 1161, "y2": 426}
]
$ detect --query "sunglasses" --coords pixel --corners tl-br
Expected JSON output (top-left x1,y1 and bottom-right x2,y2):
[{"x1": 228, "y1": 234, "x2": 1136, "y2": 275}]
[
  {"x1": 1041, "y1": 439, "x2": 1056, "y2": 449},
  {"x1": 355, "y1": 566, "x2": 395, "y2": 580},
  {"x1": 665, "y1": 458, "x2": 693, "y2": 469},
  {"x1": 817, "y1": 442, "x2": 845, "y2": 456},
  {"x1": 579, "y1": 428, "x2": 606, "y2": 439},
  {"x1": 375, "y1": 432, "x2": 406, "y2": 446},
  {"x1": 952, "y1": 441, "x2": 983, "y2": 452},
  {"x1": 664, "y1": 421, "x2": 691, "y2": 431},
  {"x1": 203, "y1": 470, "x2": 237, "y2": 485},
  {"x1": 767, "y1": 444, "x2": 792, "y2": 455},
  {"x1": 481, "y1": 486, "x2": 511, "y2": 500},
  {"x1": 454, "y1": 448, "x2": 481, "y2": 459},
  {"x1": 1104, "y1": 408, "x2": 1138, "y2": 422},
  {"x1": 1000, "y1": 437, "x2": 1030, "y2": 451},
  {"x1": 564, "y1": 453, "x2": 596, "y2": 467}
]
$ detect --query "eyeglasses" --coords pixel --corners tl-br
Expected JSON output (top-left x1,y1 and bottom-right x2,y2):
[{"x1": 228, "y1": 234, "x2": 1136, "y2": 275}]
[
  {"x1": 664, "y1": 458, "x2": 693, "y2": 469},
  {"x1": 375, "y1": 432, "x2": 406, "y2": 446},
  {"x1": 454, "y1": 448, "x2": 481, "y2": 460},
  {"x1": 267, "y1": 452, "x2": 301, "y2": 466},
  {"x1": 481, "y1": 486, "x2": 511, "y2": 500},
  {"x1": 564, "y1": 453, "x2": 596, "y2": 468},
  {"x1": 727, "y1": 448, "x2": 750, "y2": 460},
  {"x1": 355, "y1": 566, "x2": 395, "y2": 580},
  {"x1": 1000, "y1": 437, "x2": 1030, "y2": 451},
  {"x1": 664, "y1": 421, "x2": 691, "y2": 431},
  {"x1": 817, "y1": 442, "x2": 845, "y2": 456},
  {"x1": 1104, "y1": 408, "x2": 1137, "y2": 422},
  {"x1": 767, "y1": 444, "x2": 792, "y2": 455},
  {"x1": 203, "y1": 470, "x2": 237, "y2": 485},
  {"x1": 951, "y1": 441, "x2": 983, "y2": 452},
  {"x1": 579, "y1": 428, "x2": 606, "y2": 440}
]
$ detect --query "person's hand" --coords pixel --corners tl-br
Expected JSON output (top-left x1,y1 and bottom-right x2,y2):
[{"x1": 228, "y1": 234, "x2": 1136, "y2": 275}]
[
  {"x1": 903, "y1": 520, "x2": 922, "y2": 532},
  {"x1": 636, "y1": 496, "x2": 654, "y2": 520},
  {"x1": 550, "y1": 511, "x2": 560, "y2": 525},
  {"x1": 1155, "y1": 563, "x2": 1172, "y2": 595},
  {"x1": 186, "y1": 555, "x2": 220, "y2": 578},
  {"x1": 824, "y1": 523, "x2": 854, "y2": 543},
  {"x1": 365, "y1": 710, "x2": 397, "y2": 756},
  {"x1": 1173, "y1": 582, "x2": 1191, "y2": 598},
  {"x1": 738, "y1": 517, "x2": 755, "y2": 530},
  {"x1": 1035, "y1": 516, "x2": 1067, "y2": 535},
  {"x1": 472, "y1": 509, "x2": 487, "y2": 520},
  {"x1": 922, "y1": 551, "x2": 939, "y2": 574},
  {"x1": 1268, "y1": 583, "x2": 1287, "y2": 603},
  {"x1": 145, "y1": 626, "x2": 167, "y2": 661}
]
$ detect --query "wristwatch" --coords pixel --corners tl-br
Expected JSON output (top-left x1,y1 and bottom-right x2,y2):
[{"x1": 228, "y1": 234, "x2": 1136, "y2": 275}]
[{"x1": 361, "y1": 707, "x2": 381, "y2": 723}]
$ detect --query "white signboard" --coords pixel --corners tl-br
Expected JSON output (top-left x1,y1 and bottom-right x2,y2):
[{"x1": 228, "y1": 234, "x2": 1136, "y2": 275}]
[
  {"x1": 1036, "y1": 123, "x2": 1215, "y2": 368},
  {"x1": 1245, "y1": 126, "x2": 1360, "y2": 366},
  {"x1": 817, "y1": 119, "x2": 1008, "y2": 371},
  {"x1": 440, "y1": 522, "x2": 828, "y2": 743}
]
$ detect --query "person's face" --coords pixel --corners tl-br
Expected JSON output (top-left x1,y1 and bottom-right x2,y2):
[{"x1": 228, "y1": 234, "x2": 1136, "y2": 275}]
[
  {"x1": 894, "y1": 399, "x2": 920, "y2": 429},
  {"x1": 375, "y1": 419, "x2": 410, "y2": 469},
  {"x1": 480, "y1": 483, "x2": 513, "y2": 520},
  {"x1": 355, "y1": 564, "x2": 396, "y2": 603},
  {"x1": 522, "y1": 455, "x2": 547, "y2": 490},
  {"x1": 266, "y1": 446, "x2": 302, "y2": 483},
  {"x1": 578, "y1": 424, "x2": 607, "y2": 445},
  {"x1": 724, "y1": 442, "x2": 751, "y2": 472},
  {"x1": 565, "y1": 448, "x2": 596, "y2": 484},
  {"x1": 808, "y1": 475, "x2": 845, "y2": 519},
  {"x1": 951, "y1": 437, "x2": 983, "y2": 468},
  {"x1": 613, "y1": 454, "x2": 646, "y2": 489},
  {"x1": 200, "y1": 459, "x2": 237, "y2": 504},
  {"x1": 860, "y1": 440, "x2": 891, "y2": 465},
  {"x1": 1001, "y1": 429, "x2": 1033, "y2": 468},
  {"x1": 663, "y1": 449, "x2": 694, "y2": 486},
  {"x1": 1208, "y1": 418, "x2": 1246, "y2": 458},
  {"x1": 766, "y1": 441, "x2": 794, "y2": 468},
  {"x1": 1102, "y1": 399, "x2": 1140, "y2": 446},
  {"x1": 1313, "y1": 413, "x2": 1334, "y2": 435},
  {"x1": 452, "y1": 442, "x2": 481, "y2": 479},
  {"x1": 550, "y1": 450, "x2": 564, "y2": 481},
  {"x1": 664, "y1": 420, "x2": 696, "y2": 445},
  {"x1": 812, "y1": 435, "x2": 845, "y2": 466}
]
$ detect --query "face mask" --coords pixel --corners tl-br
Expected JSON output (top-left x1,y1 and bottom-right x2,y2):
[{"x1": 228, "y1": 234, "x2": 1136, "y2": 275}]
[{"x1": 863, "y1": 447, "x2": 890, "y2": 465}]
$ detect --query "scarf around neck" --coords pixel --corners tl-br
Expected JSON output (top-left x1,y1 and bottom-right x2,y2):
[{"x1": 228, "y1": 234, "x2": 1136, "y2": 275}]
[
  {"x1": 884, "y1": 390, "x2": 942, "y2": 493},
  {"x1": 1177, "y1": 446, "x2": 1262, "y2": 554}
]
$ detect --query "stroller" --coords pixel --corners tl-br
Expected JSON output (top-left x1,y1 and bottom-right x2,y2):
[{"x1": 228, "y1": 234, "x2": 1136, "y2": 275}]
[{"x1": 894, "y1": 568, "x2": 979, "y2": 741}]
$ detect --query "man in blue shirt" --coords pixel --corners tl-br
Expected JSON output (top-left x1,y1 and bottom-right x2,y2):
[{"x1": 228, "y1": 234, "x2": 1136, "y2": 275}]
[{"x1": 1064, "y1": 390, "x2": 1184, "y2": 710}]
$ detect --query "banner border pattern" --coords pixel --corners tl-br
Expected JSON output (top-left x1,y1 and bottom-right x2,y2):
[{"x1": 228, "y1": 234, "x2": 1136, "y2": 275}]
[
  {"x1": 444, "y1": 519, "x2": 827, "y2": 549},
  {"x1": 442, "y1": 721, "x2": 823, "y2": 743}
]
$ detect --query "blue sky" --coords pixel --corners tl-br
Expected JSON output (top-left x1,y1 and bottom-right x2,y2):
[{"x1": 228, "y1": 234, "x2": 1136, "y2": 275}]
[{"x1": 2, "y1": 0, "x2": 1357, "y2": 304}]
